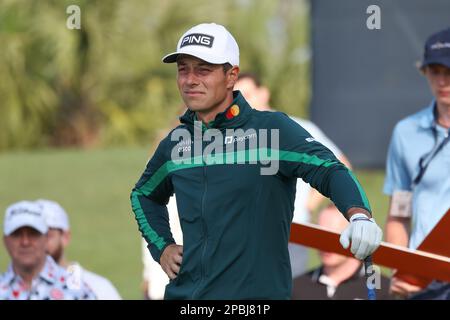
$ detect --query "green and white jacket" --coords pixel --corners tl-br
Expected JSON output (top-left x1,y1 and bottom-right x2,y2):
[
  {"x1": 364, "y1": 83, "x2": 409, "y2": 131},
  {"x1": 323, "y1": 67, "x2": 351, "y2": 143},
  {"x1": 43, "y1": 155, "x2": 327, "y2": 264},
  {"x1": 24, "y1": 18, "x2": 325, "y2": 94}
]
[{"x1": 130, "y1": 91, "x2": 371, "y2": 299}]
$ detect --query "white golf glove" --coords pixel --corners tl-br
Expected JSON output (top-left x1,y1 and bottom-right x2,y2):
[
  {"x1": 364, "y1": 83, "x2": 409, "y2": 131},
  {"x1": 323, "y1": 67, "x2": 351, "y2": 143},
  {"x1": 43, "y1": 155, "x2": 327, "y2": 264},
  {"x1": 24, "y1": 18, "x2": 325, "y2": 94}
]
[{"x1": 339, "y1": 213, "x2": 382, "y2": 260}]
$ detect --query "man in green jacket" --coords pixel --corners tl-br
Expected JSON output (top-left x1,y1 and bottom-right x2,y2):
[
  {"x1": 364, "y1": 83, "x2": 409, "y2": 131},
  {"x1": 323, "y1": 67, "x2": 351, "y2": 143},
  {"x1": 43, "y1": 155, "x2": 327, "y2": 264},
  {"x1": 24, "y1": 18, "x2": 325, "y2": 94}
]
[{"x1": 130, "y1": 23, "x2": 382, "y2": 299}]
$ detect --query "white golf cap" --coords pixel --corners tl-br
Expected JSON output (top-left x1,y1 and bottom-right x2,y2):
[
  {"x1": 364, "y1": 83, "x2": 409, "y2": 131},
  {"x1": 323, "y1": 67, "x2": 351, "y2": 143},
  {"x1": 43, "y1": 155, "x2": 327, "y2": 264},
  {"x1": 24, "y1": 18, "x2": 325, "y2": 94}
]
[
  {"x1": 36, "y1": 199, "x2": 70, "y2": 231},
  {"x1": 162, "y1": 23, "x2": 239, "y2": 66},
  {"x1": 3, "y1": 201, "x2": 48, "y2": 236}
]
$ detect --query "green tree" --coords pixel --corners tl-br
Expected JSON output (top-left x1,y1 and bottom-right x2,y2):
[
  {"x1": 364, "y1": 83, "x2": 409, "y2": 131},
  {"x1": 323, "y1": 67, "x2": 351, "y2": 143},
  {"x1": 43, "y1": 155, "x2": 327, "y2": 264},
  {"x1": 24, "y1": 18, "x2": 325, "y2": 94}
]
[{"x1": 0, "y1": 0, "x2": 310, "y2": 151}]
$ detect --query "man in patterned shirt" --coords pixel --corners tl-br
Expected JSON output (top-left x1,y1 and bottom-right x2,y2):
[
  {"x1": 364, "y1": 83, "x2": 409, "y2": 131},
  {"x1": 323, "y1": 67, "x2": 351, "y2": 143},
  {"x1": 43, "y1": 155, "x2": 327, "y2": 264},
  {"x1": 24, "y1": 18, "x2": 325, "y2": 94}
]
[
  {"x1": 0, "y1": 201, "x2": 95, "y2": 300},
  {"x1": 37, "y1": 199, "x2": 121, "y2": 300}
]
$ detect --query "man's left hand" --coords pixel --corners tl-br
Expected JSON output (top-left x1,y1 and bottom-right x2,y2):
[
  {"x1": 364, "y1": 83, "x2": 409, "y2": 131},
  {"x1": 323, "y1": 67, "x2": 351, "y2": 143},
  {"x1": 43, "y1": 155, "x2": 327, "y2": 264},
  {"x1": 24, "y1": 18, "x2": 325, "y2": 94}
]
[{"x1": 339, "y1": 213, "x2": 383, "y2": 260}]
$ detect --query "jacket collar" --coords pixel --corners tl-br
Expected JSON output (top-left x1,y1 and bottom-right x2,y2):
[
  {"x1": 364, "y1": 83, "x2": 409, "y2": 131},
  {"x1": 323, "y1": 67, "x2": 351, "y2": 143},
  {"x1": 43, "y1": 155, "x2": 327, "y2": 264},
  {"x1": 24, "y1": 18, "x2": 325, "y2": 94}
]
[{"x1": 179, "y1": 91, "x2": 252, "y2": 131}]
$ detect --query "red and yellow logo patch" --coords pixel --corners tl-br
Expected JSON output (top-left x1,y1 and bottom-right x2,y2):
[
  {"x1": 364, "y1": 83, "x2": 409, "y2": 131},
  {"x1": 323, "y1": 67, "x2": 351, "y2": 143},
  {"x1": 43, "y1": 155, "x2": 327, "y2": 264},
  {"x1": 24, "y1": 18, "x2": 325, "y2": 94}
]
[{"x1": 225, "y1": 105, "x2": 240, "y2": 119}]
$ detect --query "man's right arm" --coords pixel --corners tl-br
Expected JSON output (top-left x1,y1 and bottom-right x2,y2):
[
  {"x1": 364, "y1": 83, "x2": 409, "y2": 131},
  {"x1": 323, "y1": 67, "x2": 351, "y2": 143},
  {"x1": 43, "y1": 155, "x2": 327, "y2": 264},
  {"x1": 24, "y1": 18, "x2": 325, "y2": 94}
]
[{"x1": 130, "y1": 138, "x2": 177, "y2": 264}]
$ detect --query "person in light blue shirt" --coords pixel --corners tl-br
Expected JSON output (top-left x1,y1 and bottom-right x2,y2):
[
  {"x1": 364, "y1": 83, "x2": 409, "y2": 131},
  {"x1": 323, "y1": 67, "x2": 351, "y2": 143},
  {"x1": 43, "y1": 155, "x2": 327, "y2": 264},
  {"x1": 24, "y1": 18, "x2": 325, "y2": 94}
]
[
  {"x1": 383, "y1": 27, "x2": 450, "y2": 299},
  {"x1": 384, "y1": 102, "x2": 450, "y2": 249}
]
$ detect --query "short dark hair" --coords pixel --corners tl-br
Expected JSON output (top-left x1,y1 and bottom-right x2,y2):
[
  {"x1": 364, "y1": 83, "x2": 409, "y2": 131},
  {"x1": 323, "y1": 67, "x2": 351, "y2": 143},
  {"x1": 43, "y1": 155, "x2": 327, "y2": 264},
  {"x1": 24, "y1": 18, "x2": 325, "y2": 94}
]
[{"x1": 223, "y1": 63, "x2": 233, "y2": 73}]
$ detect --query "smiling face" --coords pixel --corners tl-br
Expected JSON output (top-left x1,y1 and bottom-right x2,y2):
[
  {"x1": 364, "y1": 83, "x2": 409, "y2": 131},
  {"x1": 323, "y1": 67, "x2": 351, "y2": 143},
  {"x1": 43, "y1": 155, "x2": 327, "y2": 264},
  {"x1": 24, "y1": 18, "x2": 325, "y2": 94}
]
[
  {"x1": 176, "y1": 55, "x2": 239, "y2": 121},
  {"x1": 4, "y1": 227, "x2": 47, "y2": 272},
  {"x1": 424, "y1": 64, "x2": 450, "y2": 108}
]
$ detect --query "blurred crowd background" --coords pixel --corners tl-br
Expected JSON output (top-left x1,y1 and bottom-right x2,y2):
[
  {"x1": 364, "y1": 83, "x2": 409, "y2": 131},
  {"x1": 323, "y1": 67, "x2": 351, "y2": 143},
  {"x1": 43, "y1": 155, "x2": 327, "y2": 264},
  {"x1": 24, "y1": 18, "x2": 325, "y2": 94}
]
[{"x1": 0, "y1": 0, "x2": 448, "y2": 299}]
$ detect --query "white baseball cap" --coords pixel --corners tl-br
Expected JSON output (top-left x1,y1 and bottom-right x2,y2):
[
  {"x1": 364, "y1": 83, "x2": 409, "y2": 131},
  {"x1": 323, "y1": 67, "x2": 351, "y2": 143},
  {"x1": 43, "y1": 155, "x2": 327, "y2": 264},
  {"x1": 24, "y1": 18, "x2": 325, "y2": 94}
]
[
  {"x1": 162, "y1": 23, "x2": 239, "y2": 66},
  {"x1": 3, "y1": 201, "x2": 48, "y2": 236},
  {"x1": 36, "y1": 199, "x2": 70, "y2": 231}
]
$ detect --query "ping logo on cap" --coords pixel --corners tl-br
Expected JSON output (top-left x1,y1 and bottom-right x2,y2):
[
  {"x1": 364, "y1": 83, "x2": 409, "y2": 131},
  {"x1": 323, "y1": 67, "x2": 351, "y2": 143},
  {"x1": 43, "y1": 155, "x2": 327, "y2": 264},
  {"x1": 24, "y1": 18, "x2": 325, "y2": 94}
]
[
  {"x1": 9, "y1": 208, "x2": 41, "y2": 218},
  {"x1": 180, "y1": 33, "x2": 214, "y2": 48}
]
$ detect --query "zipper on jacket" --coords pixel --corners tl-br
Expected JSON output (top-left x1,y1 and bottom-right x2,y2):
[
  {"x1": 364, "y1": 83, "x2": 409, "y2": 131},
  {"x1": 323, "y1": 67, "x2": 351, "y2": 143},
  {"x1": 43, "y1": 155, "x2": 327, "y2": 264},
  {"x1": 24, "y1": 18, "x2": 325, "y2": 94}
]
[{"x1": 192, "y1": 164, "x2": 208, "y2": 299}]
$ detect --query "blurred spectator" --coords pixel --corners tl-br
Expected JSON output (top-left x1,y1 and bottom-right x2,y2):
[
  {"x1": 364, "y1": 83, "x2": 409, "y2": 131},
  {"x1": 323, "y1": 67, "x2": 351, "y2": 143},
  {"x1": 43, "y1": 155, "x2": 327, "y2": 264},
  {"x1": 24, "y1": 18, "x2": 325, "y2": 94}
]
[
  {"x1": 142, "y1": 196, "x2": 183, "y2": 299},
  {"x1": 0, "y1": 201, "x2": 95, "y2": 300},
  {"x1": 291, "y1": 204, "x2": 391, "y2": 300},
  {"x1": 384, "y1": 27, "x2": 450, "y2": 299},
  {"x1": 37, "y1": 199, "x2": 121, "y2": 300},
  {"x1": 235, "y1": 73, "x2": 352, "y2": 277}
]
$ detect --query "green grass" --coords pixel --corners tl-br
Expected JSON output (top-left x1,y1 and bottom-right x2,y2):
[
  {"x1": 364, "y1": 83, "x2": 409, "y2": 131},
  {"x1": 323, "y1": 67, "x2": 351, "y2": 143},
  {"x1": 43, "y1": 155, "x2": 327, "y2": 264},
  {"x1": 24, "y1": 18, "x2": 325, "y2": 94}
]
[
  {"x1": 0, "y1": 147, "x2": 153, "y2": 299},
  {"x1": 0, "y1": 147, "x2": 390, "y2": 298}
]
